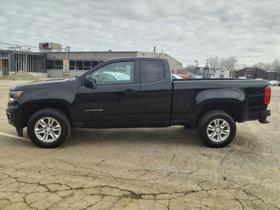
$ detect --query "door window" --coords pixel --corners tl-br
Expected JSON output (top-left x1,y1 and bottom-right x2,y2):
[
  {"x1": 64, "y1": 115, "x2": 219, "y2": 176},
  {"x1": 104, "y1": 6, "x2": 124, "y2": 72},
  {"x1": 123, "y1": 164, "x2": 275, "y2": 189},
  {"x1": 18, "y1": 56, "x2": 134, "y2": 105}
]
[
  {"x1": 88, "y1": 61, "x2": 134, "y2": 85},
  {"x1": 141, "y1": 60, "x2": 165, "y2": 83}
]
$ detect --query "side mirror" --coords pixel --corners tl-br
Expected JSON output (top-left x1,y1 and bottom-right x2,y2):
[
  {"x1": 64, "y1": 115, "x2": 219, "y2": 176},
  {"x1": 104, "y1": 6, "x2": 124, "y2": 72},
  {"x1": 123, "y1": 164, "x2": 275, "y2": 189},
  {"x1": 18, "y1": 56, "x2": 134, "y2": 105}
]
[{"x1": 84, "y1": 77, "x2": 96, "y2": 89}]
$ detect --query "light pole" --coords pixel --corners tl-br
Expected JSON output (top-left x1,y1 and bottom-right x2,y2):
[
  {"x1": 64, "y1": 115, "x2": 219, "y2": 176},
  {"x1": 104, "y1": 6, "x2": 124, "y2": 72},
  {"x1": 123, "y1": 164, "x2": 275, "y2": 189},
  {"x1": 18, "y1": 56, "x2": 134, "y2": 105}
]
[{"x1": 194, "y1": 59, "x2": 199, "y2": 75}]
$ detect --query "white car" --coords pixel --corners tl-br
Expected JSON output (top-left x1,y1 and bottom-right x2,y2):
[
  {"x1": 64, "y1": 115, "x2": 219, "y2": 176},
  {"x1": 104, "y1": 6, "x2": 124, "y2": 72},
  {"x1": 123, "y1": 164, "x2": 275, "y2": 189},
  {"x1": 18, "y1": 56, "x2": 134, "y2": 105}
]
[
  {"x1": 172, "y1": 74, "x2": 183, "y2": 80},
  {"x1": 92, "y1": 71, "x2": 130, "y2": 84},
  {"x1": 190, "y1": 74, "x2": 202, "y2": 79},
  {"x1": 269, "y1": 80, "x2": 279, "y2": 86}
]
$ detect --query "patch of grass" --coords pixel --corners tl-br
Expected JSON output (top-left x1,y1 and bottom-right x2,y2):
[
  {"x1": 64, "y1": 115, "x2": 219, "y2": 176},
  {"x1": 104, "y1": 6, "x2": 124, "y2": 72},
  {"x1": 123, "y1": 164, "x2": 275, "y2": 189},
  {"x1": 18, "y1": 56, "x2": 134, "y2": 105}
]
[{"x1": 6, "y1": 71, "x2": 40, "y2": 81}]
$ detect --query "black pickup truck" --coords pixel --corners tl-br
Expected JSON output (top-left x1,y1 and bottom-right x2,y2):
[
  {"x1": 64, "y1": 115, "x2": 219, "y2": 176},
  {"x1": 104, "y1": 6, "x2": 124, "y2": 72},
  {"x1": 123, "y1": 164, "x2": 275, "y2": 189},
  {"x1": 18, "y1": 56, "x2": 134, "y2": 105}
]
[{"x1": 6, "y1": 57, "x2": 271, "y2": 148}]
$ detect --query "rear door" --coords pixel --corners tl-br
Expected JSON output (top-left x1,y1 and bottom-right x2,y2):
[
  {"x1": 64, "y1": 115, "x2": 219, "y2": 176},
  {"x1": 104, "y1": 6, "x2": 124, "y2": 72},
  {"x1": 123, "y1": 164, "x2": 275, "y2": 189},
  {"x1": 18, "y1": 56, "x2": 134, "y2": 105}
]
[{"x1": 138, "y1": 59, "x2": 172, "y2": 126}]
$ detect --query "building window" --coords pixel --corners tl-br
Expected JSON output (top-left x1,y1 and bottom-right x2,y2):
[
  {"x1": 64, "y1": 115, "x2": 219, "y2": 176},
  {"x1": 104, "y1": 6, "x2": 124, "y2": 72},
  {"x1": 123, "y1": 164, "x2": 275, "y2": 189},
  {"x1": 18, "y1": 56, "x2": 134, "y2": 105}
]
[
  {"x1": 0, "y1": 52, "x2": 9, "y2": 59},
  {"x1": 54, "y1": 60, "x2": 62, "y2": 69},
  {"x1": 92, "y1": 61, "x2": 100, "y2": 68},
  {"x1": 47, "y1": 60, "x2": 54, "y2": 69},
  {"x1": 70, "y1": 60, "x2": 75, "y2": 70},
  {"x1": 84, "y1": 61, "x2": 91, "y2": 70},
  {"x1": 76, "y1": 61, "x2": 83, "y2": 70}
]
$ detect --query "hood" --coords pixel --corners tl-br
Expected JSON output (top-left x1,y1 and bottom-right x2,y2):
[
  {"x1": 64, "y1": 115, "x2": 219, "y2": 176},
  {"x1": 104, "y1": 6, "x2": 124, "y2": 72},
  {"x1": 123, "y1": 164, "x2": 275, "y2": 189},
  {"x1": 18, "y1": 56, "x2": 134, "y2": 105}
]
[{"x1": 11, "y1": 78, "x2": 77, "y2": 91}]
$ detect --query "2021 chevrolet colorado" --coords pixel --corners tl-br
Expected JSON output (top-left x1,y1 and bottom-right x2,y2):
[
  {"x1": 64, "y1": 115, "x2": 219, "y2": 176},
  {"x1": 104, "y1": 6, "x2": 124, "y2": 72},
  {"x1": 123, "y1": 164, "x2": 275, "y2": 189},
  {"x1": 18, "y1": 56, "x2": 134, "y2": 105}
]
[{"x1": 6, "y1": 57, "x2": 271, "y2": 148}]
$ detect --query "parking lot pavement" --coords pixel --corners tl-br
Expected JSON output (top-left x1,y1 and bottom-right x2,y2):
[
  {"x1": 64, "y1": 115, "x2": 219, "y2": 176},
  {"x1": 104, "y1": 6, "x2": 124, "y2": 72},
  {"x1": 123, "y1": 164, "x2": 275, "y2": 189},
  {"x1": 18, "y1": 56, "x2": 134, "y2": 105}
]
[{"x1": 0, "y1": 80, "x2": 279, "y2": 210}]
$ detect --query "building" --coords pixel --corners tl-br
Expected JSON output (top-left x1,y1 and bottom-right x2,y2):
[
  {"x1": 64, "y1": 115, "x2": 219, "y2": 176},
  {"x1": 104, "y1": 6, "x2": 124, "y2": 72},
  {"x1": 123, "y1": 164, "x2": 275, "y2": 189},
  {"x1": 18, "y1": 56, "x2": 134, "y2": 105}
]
[
  {"x1": 181, "y1": 66, "x2": 230, "y2": 78},
  {"x1": 0, "y1": 44, "x2": 183, "y2": 77},
  {"x1": 267, "y1": 71, "x2": 280, "y2": 81},
  {"x1": 46, "y1": 51, "x2": 183, "y2": 77},
  {"x1": 190, "y1": 67, "x2": 215, "y2": 78},
  {"x1": 234, "y1": 67, "x2": 267, "y2": 79},
  {"x1": 0, "y1": 50, "x2": 46, "y2": 76},
  {"x1": 212, "y1": 68, "x2": 230, "y2": 78},
  {"x1": 234, "y1": 67, "x2": 280, "y2": 80}
]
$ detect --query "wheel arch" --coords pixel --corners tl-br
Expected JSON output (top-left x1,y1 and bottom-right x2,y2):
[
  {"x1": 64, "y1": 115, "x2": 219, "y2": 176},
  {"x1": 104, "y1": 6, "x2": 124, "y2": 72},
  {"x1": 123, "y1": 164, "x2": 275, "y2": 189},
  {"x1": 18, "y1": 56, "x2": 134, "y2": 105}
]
[
  {"x1": 21, "y1": 100, "x2": 72, "y2": 127},
  {"x1": 194, "y1": 99, "x2": 243, "y2": 128},
  {"x1": 192, "y1": 88, "x2": 245, "y2": 127}
]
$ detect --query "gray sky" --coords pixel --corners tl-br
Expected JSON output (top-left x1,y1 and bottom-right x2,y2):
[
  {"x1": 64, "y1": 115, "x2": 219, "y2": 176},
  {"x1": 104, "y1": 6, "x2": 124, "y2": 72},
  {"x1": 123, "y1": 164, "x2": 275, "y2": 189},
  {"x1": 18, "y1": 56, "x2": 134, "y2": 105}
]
[{"x1": 0, "y1": 0, "x2": 280, "y2": 66}]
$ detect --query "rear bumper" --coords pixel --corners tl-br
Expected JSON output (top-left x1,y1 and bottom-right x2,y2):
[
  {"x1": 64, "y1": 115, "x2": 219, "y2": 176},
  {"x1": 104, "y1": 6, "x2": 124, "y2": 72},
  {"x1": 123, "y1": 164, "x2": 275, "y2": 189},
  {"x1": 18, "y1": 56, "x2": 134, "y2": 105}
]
[{"x1": 259, "y1": 110, "x2": 271, "y2": 123}]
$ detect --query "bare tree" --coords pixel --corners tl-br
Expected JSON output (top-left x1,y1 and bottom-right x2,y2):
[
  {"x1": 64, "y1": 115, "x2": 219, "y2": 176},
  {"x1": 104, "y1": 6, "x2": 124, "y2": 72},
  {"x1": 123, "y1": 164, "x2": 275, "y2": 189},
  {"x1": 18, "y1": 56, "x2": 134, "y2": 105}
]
[
  {"x1": 272, "y1": 59, "x2": 280, "y2": 72},
  {"x1": 207, "y1": 56, "x2": 219, "y2": 71},
  {"x1": 207, "y1": 56, "x2": 237, "y2": 77},
  {"x1": 252, "y1": 59, "x2": 280, "y2": 72}
]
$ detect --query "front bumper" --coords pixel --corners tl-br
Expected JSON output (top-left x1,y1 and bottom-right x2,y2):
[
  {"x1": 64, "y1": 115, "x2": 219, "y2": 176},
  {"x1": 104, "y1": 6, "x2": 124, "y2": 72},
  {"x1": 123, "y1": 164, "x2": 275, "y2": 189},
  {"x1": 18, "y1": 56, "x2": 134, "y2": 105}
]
[
  {"x1": 6, "y1": 108, "x2": 15, "y2": 126},
  {"x1": 6, "y1": 104, "x2": 24, "y2": 137},
  {"x1": 6, "y1": 104, "x2": 22, "y2": 127},
  {"x1": 259, "y1": 110, "x2": 271, "y2": 123}
]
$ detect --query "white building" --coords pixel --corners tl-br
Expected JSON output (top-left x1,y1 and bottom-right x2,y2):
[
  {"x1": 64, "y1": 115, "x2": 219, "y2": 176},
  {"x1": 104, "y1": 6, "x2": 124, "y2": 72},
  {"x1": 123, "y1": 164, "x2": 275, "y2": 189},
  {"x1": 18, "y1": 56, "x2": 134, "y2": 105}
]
[{"x1": 213, "y1": 68, "x2": 230, "y2": 78}]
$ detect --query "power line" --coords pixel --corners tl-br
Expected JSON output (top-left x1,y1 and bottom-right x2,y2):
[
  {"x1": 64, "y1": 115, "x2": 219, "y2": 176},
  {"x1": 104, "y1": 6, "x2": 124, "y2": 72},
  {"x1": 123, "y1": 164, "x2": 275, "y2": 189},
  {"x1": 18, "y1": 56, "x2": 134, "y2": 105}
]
[
  {"x1": 0, "y1": 41, "x2": 69, "y2": 51},
  {"x1": 0, "y1": 41, "x2": 37, "y2": 48}
]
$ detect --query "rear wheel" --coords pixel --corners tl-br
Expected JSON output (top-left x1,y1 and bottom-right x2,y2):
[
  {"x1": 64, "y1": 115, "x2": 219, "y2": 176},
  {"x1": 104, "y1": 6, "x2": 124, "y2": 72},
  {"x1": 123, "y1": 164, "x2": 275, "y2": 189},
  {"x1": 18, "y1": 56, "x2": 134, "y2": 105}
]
[
  {"x1": 198, "y1": 110, "x2": 236, "y2": 147},
  {"x1": 27, "y1": 108, "x2": 71, "y2": 148}
]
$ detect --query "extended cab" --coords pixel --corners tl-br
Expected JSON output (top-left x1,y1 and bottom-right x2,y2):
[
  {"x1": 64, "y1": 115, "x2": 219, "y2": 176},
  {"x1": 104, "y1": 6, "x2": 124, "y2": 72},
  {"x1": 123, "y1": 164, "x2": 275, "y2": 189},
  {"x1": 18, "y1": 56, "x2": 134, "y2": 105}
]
[{"x1": 6, "y1": 57, "x2": 271, "y2": 148}]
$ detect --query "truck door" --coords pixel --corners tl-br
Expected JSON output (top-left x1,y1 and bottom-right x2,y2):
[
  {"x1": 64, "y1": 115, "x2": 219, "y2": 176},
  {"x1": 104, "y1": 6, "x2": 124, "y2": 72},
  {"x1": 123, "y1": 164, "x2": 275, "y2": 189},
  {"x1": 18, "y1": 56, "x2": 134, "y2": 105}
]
[
  {"x1": 139, "y1": 59, "x2": 172, "y2": 126},
  {"x1": 75, "y1": 59, "x2": 141, "y2": 127}
]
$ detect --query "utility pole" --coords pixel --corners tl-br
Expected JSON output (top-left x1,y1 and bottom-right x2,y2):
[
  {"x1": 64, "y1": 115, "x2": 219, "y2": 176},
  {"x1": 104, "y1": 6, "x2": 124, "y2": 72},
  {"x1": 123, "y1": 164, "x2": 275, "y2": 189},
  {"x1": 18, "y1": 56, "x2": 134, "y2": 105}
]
[
  {"x1": 193, "y1": 59, "x2": 198, "y2": 67},
  {"x1": 230, "y1": 57, "x2": 237, "y2": 78},
  {"x1": 204, "y1": 59, "x2": 209, "y2": 78},
  {"x1": 65, "y1": 46, "x2": 70, "y2": 59},
  {"x1": 193, "y1": 59, "x2": 199, "y2": 75}
]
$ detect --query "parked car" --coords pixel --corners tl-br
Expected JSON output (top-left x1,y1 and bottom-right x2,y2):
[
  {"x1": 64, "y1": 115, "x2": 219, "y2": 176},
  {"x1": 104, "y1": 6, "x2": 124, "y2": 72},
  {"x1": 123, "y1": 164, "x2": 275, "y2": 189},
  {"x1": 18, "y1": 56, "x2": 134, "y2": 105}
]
[
  {"x1": 6, "y1": 57, "x2": 271, "y2": 148},
  {"x1": 172, "y1": 74, "x2": 190, "y2": 80},
  {"x1": 92, "y1": 71, "x2": 130, "y2": 83},
  {"x1": 172, "y1": 74, "x2": 183, "y2": 80},
  {"x1": 269, "y1": 80, "x2": 279, "y2": 86},
  {"x1": 191, "y1": 74, "x2": 202, "y2": 79},
  {"x1": 178, "y1": 74, "x2": 191, "y2": 79}
]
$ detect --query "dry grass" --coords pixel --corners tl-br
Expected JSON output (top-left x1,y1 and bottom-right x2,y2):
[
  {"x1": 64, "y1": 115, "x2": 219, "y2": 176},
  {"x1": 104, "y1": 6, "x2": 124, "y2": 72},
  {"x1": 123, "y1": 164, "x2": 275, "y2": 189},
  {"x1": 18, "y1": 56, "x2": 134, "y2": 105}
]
[{"x1": 5, "y1": 71, "x2": 40, "y2": 81}]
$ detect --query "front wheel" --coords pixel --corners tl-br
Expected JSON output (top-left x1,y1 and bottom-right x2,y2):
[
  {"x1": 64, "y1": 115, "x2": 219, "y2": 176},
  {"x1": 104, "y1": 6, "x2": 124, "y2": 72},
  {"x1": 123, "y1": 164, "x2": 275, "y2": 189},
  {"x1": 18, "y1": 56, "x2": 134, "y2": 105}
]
[
  {"x1": 27, "y1": 108, "x2": 71, "y2": 148},
  {"x1": 198, "y1": 110, "x2": 236, "y2": 147}
]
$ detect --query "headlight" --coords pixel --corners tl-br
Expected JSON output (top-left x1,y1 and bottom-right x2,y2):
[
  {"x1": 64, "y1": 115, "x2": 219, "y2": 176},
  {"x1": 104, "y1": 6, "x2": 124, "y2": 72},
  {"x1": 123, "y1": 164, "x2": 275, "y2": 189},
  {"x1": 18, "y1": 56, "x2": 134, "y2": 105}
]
[{"x1": 9, "y1": 91, "x2": 23, "y2": 102}]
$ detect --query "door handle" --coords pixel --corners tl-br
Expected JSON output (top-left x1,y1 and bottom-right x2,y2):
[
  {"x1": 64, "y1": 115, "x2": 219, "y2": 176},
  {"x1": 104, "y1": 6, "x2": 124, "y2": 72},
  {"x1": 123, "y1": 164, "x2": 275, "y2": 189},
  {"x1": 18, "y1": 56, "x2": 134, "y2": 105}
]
[{"x1": 124, "y1": 89, "x2": 136, "y2": 94}]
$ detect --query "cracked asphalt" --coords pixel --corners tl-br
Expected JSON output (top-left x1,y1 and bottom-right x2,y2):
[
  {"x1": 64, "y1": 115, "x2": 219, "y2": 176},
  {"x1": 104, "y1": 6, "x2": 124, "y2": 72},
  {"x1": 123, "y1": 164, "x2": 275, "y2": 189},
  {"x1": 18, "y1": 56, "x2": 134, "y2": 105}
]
[{"x1": 0, "y1": 80, "x2": 279, "y2": 210}]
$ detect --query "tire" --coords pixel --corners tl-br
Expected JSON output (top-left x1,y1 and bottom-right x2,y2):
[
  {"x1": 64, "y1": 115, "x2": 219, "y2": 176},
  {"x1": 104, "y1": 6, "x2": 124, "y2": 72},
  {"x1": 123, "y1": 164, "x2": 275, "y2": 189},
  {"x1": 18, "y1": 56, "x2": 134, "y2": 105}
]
[
  {"x1": 27, "y1": 108, "x2": 71, "y2": 148},
  {"x1": 198, "y1": 110, "x2": 236, "y2": 148}
]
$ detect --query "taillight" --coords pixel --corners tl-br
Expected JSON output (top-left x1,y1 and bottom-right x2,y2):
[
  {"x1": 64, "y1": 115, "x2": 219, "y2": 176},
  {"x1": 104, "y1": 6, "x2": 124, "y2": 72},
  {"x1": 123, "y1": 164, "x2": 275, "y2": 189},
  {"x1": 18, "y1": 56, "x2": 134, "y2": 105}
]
[{"x1": 264, "y1": 86, "x2": 271, "y2": 105}]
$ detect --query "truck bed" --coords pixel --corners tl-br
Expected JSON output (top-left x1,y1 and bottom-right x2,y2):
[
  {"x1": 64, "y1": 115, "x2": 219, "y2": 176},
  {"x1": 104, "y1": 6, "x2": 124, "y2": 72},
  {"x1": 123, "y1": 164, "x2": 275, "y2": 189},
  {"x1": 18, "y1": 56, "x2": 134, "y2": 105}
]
[{"x1": 171, "y1": 79, "x2": 268, "y2": 126}]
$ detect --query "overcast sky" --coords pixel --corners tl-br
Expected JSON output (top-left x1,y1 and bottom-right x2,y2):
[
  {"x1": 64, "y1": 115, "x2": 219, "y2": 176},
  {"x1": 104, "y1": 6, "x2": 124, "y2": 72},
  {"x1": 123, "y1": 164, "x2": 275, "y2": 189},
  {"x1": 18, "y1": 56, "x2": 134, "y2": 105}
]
[{"x1": 0, "y1": 0, "x2": 280, "y2": 66}]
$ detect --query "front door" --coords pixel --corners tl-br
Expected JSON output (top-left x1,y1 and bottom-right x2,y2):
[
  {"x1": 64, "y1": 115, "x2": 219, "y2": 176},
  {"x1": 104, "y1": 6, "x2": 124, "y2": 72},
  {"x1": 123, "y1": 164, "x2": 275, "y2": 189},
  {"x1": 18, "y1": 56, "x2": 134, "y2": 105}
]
[{"x1": 75, "y1": 60, "x2": 140, "y2": 127}]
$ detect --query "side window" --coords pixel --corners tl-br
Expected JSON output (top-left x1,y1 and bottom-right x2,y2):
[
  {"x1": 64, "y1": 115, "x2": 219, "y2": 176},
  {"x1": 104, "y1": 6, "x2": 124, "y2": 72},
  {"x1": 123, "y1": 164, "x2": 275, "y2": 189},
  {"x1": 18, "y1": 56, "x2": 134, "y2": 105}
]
[
  {"x1": 141, "y1": 60, "x2": 165, "y2": 83},
  {"x1": 87, "y1": 61, "x2": 134, "y2": 85}
]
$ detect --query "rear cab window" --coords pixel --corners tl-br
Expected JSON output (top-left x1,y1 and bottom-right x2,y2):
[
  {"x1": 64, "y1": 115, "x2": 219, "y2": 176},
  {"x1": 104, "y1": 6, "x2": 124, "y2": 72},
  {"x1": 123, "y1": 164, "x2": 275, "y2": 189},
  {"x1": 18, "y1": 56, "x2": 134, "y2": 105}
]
[{"x1": 141, "y1": 60, "x2": 165, "y2": 83}]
